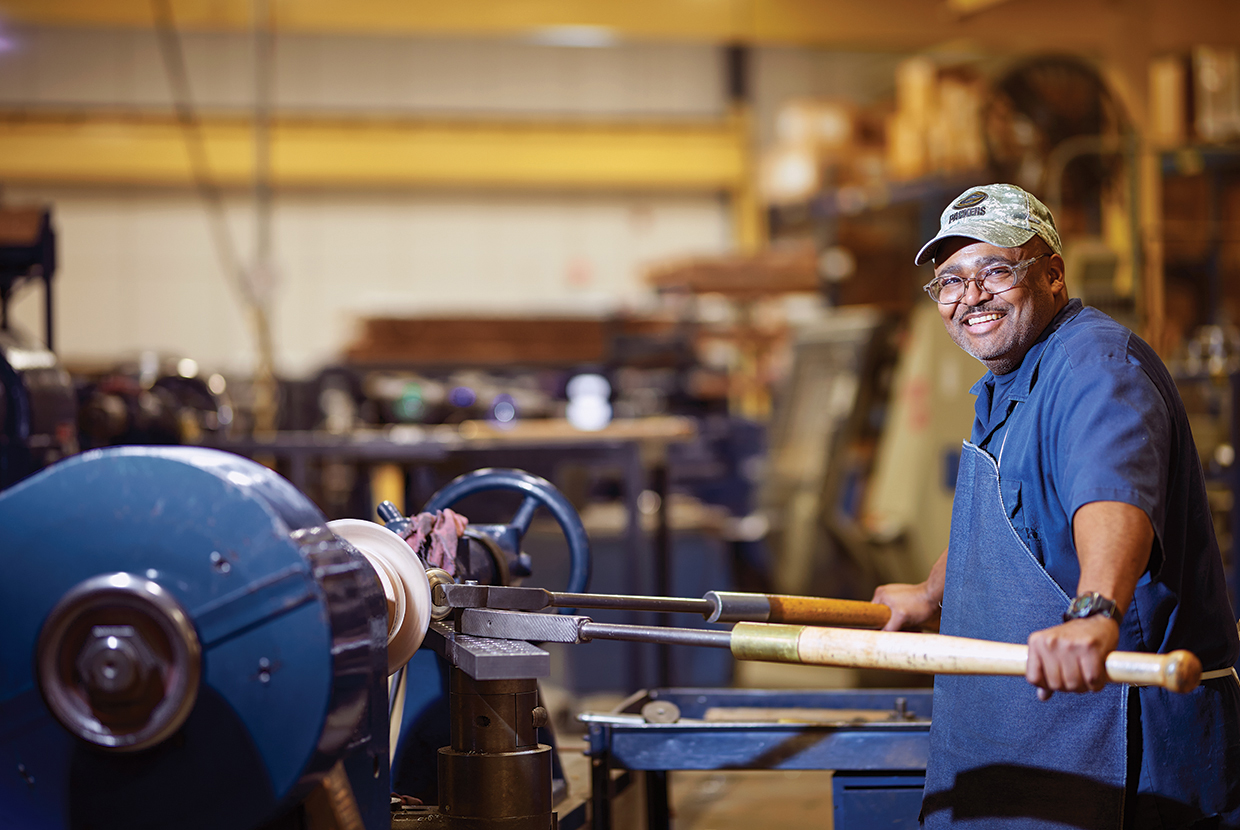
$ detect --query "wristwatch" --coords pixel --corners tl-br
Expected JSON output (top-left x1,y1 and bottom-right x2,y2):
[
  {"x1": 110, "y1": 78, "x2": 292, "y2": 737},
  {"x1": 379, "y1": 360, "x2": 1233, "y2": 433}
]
[{"x1": 1063, "y1": 592, "x2": 1123, "y2": 625}]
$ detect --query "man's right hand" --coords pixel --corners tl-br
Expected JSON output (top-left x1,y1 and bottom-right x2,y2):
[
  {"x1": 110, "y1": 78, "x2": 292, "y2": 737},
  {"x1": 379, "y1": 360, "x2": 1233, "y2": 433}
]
[
  {"x1": 871, "y1": 582, "x2": 942, "y2": 631},
  {"x1": 871, "y1": 547, "x2": 948, "y2": 631}
]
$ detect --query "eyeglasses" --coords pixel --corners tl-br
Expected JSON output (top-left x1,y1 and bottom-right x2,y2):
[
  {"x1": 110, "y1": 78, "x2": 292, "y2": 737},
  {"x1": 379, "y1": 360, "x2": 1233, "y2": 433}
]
[{"x1": 923, "y1": 253, "x2": 1050, "y2": 304}]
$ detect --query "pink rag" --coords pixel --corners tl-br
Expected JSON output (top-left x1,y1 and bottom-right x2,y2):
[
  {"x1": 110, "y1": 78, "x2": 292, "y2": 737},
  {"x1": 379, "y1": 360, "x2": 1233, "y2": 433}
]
[{"x1": 403, "y1": 509, "x2": 468, "y2": 577}]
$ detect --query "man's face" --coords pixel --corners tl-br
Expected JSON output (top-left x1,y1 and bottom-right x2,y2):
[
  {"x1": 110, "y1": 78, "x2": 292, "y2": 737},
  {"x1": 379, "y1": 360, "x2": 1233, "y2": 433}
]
[{"x1": 933, "y1": 238, "x2": 1066, "y2": 375}]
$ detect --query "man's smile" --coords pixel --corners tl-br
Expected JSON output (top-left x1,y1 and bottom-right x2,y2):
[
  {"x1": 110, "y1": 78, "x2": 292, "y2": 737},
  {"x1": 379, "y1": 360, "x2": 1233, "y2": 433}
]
[{"x1": 962, "y1": 309, "x2": 1006, "y2": 329}]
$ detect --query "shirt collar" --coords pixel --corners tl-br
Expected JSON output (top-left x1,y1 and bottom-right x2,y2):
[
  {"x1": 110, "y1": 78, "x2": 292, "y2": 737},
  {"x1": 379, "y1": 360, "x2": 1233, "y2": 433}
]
[{"x1": 968, "y1": 298, "x2": 1084, "y2": 399}]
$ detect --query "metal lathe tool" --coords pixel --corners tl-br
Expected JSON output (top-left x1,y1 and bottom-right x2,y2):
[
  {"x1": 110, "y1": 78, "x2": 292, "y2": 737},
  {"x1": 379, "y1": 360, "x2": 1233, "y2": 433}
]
[{"x1": 435, "y1": 582, "x2": 894, "y2": 627}]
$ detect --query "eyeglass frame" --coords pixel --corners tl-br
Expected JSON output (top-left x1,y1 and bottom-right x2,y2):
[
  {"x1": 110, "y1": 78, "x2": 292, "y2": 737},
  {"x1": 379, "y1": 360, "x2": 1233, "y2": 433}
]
[{"x1": 923, "y1": 253, "x2": 1051, "y2": 304}]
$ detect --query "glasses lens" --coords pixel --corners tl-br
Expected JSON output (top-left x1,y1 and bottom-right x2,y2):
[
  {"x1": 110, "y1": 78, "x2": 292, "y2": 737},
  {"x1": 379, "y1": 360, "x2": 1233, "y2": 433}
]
[
  {"x1": 981, "y1": 264, "x2": 1018, "y2": 292},
  {"x1": 934, "y1": 278, "x2": 964, "y2": 304}
]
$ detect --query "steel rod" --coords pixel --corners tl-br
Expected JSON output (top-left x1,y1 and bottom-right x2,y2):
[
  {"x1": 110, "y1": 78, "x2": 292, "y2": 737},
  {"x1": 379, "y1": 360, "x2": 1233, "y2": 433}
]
[
  {"x1": 552, "y1": 593, "x2": 712, "y2": 615},
  {"x1": 579, "y1": 621, "x2": 732, "y2": 649}
]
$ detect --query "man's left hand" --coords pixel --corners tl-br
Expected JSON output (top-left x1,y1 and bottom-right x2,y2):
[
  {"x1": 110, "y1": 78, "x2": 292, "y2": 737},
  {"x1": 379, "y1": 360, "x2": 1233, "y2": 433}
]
[{"x1": 1025, "y1": 615, "x2": 1120, "y2": 701}]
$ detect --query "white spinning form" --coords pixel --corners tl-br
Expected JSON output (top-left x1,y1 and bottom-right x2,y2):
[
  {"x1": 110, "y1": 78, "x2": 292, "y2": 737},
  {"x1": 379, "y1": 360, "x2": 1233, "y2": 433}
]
[{"x1": 328, "y1": 519, "x2": 432, "y2": 675}]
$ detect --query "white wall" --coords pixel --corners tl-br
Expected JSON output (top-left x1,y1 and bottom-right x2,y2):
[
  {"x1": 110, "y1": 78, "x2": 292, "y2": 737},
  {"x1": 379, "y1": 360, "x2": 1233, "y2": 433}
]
[
  {"x1": 5, "y1": 186, "x2": 728, "y2": 376},
  {"x1": 0, "y1": 27, "x2": 731, "y2": 376}
]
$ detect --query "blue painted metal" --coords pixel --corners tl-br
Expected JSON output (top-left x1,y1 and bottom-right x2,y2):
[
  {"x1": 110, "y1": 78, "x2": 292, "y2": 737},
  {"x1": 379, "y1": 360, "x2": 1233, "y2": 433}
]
[
  {"x1": 424, "y1": 467, "x2": 592, "y2": 594},
  {"x1": 833, "y1": 772, "x2": 926, "y2": 829},
  {"x1": 0, "y1": 446, "x2": 388, "y2": 830},
  {"x1": 587, "y1": 689, "x2": 932, "y2": 829},
  {"x1": 587, "y1": 689, "x2": 931, "y2": 772}
]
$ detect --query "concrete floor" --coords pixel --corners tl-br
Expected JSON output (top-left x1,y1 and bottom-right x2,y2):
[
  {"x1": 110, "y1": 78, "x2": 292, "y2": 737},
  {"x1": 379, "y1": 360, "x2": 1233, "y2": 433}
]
[{"x1": 660, "y1": 770, "x2": 836, "y2": 830}]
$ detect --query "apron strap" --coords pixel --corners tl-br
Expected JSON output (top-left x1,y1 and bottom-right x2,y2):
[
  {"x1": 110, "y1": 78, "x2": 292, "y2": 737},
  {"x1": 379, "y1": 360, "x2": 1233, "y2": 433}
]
[
  {"x1": 1202, "y1": 667, "x2": 1239, "y2": 683},
  {"x1": 1128, "y1": 666, "x2": 1237, "y2": 686}
]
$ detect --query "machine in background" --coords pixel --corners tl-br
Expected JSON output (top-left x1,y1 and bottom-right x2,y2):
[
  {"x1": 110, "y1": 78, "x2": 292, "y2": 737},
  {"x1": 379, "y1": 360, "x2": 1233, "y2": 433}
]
[
  {"x1": 0, "y1": 206, "x2": 77, "y2": 489},
  {"x1": 75, "y1": 358, "x2": 232, "y2": 451}
]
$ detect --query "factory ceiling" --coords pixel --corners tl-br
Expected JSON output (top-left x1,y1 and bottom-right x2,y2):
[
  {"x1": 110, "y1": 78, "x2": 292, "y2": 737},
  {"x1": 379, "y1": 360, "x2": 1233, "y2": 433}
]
[
  {"x1": 2, "y1": 0, "x2": 1237, "y2": 51},
  {"x1": 0, "y1": 0, "x2": 1231, "y2": 250}
]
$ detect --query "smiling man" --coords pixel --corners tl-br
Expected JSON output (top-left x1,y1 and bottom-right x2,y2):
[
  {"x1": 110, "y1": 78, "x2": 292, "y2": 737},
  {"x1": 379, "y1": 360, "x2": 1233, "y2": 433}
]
[{"x1": 873, "y1": 184, "x2": 1240, "y2": 828}]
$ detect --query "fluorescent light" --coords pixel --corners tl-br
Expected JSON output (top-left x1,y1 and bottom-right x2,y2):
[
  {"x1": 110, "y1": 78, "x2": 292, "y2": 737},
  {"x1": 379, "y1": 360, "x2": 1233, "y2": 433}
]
[{"x1": 528, "y1": 25, "x2": 617, "y2": 48}]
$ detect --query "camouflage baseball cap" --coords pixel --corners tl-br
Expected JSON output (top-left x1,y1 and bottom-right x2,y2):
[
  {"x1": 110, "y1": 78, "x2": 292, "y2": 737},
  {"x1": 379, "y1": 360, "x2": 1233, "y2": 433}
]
[{"x1": 914, "y1": 183, "x2": 1063, "y2": 266}]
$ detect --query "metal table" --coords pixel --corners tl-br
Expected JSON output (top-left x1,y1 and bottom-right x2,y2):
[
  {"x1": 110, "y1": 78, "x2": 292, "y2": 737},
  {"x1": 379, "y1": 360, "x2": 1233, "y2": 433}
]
[{"x1": 582, "y1": 687, "x2": 933, "y2": 830}]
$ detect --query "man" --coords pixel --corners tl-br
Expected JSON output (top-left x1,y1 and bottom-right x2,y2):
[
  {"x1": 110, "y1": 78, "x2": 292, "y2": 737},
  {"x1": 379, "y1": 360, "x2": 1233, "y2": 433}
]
[{"x1": 873, "y1": 183, "x2": 1240, "y2": 829}]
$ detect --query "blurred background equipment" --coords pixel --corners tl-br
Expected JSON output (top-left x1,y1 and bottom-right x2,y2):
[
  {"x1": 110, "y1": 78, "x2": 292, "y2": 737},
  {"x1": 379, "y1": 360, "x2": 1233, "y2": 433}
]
[
  {"x1": 0, "y1": 206, "x2": 76, "y2": 488},
  {"x1": 0, "y1": 326, "x2": 76, "y2": 489},
  {"x1": 76, "y1": 354, "x2": 233, "y2": 450}
]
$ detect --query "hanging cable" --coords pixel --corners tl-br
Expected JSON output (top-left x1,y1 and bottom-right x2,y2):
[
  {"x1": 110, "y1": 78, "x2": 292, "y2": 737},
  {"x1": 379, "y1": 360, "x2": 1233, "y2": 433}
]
[
  {"x1": 151, "y1": 0, "x2": 279, "y2": 432},
  {"x1": 150, "y1": 0, "x2": 247, "y2": 304}
]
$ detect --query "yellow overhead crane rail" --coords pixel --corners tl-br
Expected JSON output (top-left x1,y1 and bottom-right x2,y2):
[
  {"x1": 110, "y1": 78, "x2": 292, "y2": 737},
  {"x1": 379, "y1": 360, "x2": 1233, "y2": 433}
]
[
  {"x1": 0, "y1": 0, "x2": 750, "y2": 40},
  {"x1": 0, "y1": 0, "x2": 912, "y2": 44},
  {"x1": 0, "y1": 111, "x2": 749, "y2": 192},
  {"x1": 4, "y1": 0, "x2": 1237, "y2": 51}
]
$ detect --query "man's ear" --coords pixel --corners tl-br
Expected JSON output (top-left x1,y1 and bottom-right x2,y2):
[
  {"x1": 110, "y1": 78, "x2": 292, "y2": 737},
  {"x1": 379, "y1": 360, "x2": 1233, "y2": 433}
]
[{"x1": 1046, "y1": 254, "x2": 1067, "y2": 295}]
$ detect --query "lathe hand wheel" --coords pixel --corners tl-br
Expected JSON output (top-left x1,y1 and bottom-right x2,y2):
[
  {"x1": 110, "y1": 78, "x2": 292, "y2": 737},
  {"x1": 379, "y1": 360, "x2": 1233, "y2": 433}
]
[{"x1": 425, "y1": 468, "x2": 591, "y2": 594}]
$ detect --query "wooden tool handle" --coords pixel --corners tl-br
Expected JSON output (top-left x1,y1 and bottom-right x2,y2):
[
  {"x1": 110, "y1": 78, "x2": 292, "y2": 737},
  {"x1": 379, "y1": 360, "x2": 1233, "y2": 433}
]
[
  {"x1": 705, "y1": 591, "x2": 892, "y2": 628},
  {"x1": 729, "y1": 623, "x2": 1202, "y2": 694},
  {"x1": 766, "y1": 595, "x2": 892, "y2": 628}
]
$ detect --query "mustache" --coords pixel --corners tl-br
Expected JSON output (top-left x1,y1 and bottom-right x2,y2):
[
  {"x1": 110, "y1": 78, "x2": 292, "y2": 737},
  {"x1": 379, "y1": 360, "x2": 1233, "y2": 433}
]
[{"x1": 955, "y1": 302, "x2": 1007, "y2": 322}]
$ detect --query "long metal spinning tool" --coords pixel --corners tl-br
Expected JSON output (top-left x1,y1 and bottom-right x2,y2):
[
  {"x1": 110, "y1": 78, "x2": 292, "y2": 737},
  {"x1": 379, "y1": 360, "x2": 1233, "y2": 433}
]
[
  {"x1": 456, "y1": 608, "x2": 1204, "y2": 694},
  {"x1": 436, "y1": 583, "x2": 893, "y2": 627}
]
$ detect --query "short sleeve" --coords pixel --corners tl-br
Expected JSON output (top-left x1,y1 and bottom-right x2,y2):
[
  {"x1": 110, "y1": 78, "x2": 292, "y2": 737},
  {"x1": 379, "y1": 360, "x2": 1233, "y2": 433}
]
[{"x1": 1049, "y1": 344, "x2": 1172, "y2": 541}]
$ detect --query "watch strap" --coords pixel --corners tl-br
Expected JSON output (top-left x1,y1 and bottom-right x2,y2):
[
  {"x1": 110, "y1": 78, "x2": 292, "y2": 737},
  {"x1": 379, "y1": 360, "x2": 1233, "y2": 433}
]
[{"x1": 1063, "y1": 592, "x2": 1123, "y2": 625}]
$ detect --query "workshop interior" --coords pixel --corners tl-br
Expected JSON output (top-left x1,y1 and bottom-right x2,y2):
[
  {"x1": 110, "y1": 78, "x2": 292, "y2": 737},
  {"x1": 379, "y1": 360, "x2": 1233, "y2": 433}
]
[{"x1": 0, "y1": 1, "x2": 1238, "y2": 828}]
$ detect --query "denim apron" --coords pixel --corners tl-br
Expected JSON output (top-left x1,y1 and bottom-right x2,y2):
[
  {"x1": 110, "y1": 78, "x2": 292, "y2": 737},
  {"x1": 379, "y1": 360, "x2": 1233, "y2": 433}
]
[{"x1": 921, "y1": 441, "x2": 1127, "y2": 829}]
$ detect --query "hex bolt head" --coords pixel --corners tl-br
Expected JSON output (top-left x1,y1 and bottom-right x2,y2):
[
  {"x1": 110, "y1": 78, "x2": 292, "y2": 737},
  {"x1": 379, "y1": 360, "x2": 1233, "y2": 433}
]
[{"x1": 74, "y1": 626, "x2": 160, "y2": 699}]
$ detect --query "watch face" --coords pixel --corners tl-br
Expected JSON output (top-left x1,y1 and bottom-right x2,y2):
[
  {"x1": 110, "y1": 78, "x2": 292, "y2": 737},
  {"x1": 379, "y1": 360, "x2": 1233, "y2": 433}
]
[{"x1": 1065, "y1": 593, "x2": 1118, "y2": 622}]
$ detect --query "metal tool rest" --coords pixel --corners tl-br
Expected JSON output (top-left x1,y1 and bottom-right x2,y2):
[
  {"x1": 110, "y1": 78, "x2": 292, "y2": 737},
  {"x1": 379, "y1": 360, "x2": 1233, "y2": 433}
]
[
  {"x1": 582, "y1": 687, "x2": 933, "y2": 830},
  {"x1": 391, "y1": 620, "x2": 589, "y2": 830}
]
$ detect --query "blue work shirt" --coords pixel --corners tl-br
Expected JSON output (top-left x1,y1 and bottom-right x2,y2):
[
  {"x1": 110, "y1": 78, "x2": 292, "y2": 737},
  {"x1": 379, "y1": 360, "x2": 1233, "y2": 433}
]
[{"x1": 969, "y1": 298, "x2": 1238, "y2": 671}]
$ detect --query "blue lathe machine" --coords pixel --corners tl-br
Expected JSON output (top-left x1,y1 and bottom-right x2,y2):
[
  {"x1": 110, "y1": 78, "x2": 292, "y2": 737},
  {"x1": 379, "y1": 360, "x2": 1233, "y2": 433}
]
[{"x1": 0, "y1": 447, "x2": 930, "y2": 829}]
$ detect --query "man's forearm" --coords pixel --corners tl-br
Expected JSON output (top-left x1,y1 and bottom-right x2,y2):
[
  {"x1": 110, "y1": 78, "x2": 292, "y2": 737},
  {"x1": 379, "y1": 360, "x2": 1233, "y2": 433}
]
[
  {"x1": 1071, "y1": 500, "x2": 1153, "y2": 613},
  {"x1": 924, "y1": 545, "x2": 948, "y2": 604},
  {"x1": 1025, "y1": 500, "x2": 1153, "y2": 698}
]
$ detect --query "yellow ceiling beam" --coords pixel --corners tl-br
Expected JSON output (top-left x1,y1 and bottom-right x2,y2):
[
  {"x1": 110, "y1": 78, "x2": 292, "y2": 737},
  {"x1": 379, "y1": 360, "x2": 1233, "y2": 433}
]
[
  {"x1": 0, "y1": 112, "x2": 748, "y2": 191},
  {"x1": 0, "y1": 0, "x2": 746, "y2": 40},
  {"x1": 3, "y1": 0, "x2": 1239, "y2": 49}
]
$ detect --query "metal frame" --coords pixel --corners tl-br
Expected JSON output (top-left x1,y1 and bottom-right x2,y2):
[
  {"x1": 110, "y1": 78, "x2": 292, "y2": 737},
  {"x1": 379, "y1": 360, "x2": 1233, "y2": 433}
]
[{"x1": 583, "y1": 687, "x2": 932, "y2": 830}]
